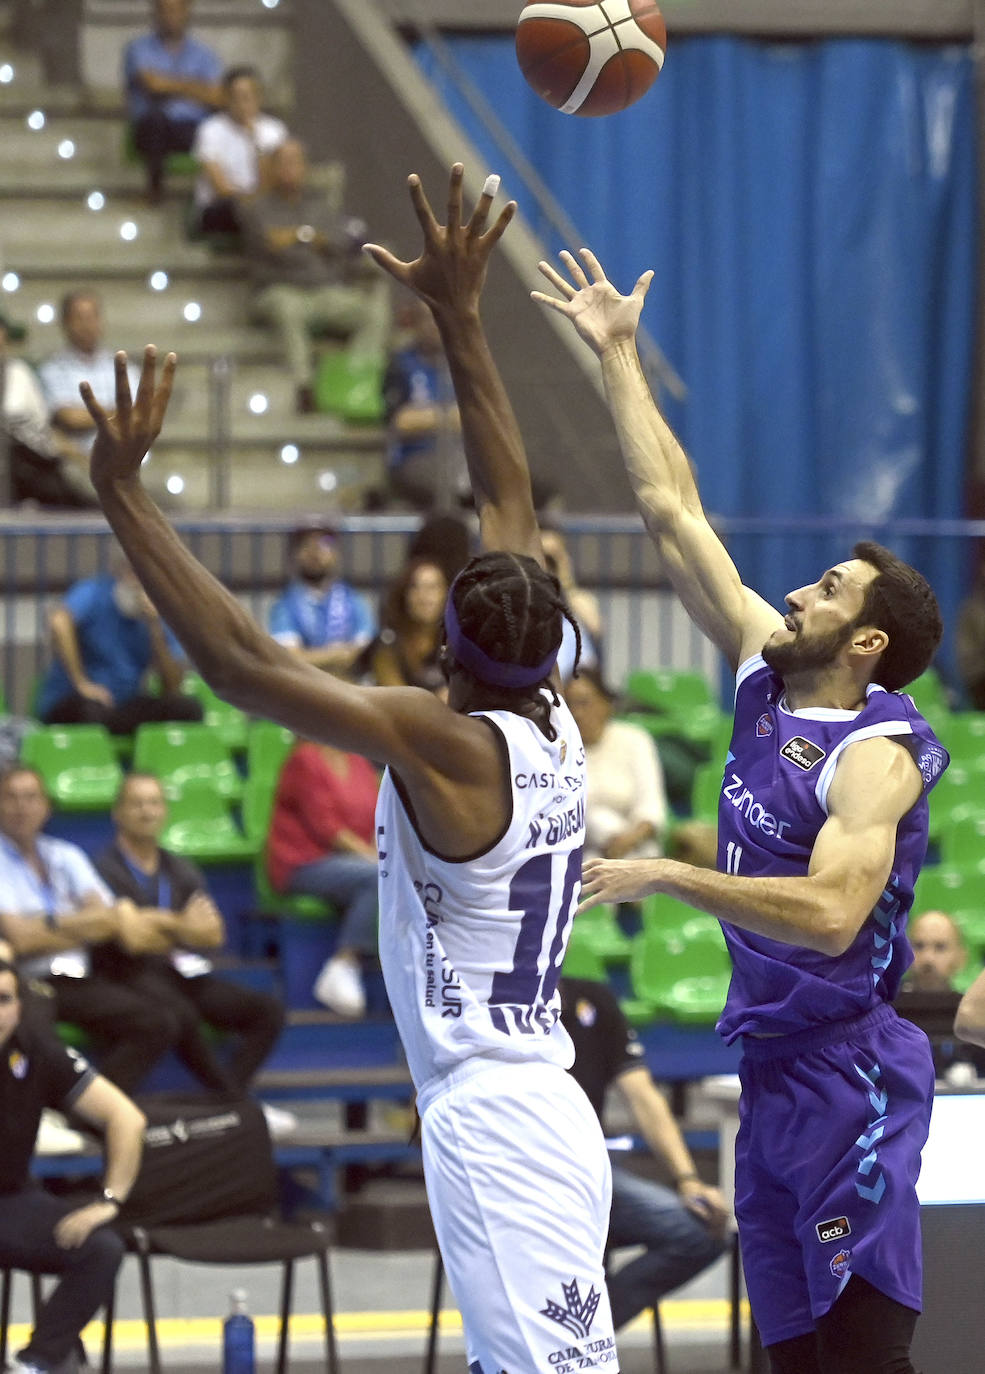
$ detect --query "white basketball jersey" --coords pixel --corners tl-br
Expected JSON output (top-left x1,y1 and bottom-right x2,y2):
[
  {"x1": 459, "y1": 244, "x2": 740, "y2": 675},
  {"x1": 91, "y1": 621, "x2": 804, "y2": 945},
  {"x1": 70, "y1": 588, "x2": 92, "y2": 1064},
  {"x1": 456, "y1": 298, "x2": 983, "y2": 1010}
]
[{"x1": 376, "y1": 693, "x2": 586, "y2": 1110}]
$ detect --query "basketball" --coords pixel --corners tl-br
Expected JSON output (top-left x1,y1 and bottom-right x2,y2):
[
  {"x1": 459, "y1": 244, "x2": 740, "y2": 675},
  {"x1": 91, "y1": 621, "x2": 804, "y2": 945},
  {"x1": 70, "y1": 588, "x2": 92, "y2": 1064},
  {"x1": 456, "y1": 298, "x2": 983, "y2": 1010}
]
[{"x1": 516, "y1": 0, "x2": 667, "y2": 117}]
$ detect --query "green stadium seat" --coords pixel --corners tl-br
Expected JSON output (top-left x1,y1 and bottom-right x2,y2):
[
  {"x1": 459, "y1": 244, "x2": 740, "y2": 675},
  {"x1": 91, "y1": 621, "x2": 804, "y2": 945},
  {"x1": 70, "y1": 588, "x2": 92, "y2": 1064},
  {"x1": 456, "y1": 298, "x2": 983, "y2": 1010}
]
[
  {"x1": 690, "y1": 762, "x2": 724, "y2": 822},
  {"x1": 20, "y1": 725, "x2": 123, "y2": 811},
  {"x1": 246, "y1": 720, "x2": 295, "y2": 783},
  {"x1": 905, "y1": 669, "x2": 951, "y2": 718},
  {"x1": 561, "y1": 925, "x2": 607, "y2": 982},
  {"x1": 314, "y1": 352, "x2": 385, "y2": 423},
  {"x1": 912, "y1": 863, "x2": 985, "y2": 917},
  {"x1": 132, "y1": 722, "x2": 244, "y2": 802},
  {"x1": 181, "y1": 674, "x2": 249, "y2": 752},
  {"x1": 159, "y1": 790, "x2": 256, "y2": 863},
  {"x1": 624, "y1": 669, "x2": 716, "y2": 715},
  {"x1": 640, "y1": 891, "x2": 709, "y2": 936},
  {"x1": 570, "y1": 903, "x2": 632, "y2": 963},
  {"x1": 121, "y1": 123, "x2": 197, "y2": 177},
  {"x1": 938, "y1": 813, "x2": 985, "y2": 870},
  {"x1": 241, "y1": 773, "x2": 327, "y2": 922},
  {"x1": 625, "y1": 921, "x2": 731, "y2": 1025},
  {"x1": 937, "y1": 712, "x2": 985, "y2": 768}
]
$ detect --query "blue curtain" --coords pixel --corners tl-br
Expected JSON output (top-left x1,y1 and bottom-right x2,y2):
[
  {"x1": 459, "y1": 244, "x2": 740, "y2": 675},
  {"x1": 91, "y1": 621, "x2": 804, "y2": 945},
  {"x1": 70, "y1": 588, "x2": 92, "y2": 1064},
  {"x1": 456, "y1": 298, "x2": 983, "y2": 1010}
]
[{"x1": 415, "y1": 36, "x2": 978, "y2": 677}]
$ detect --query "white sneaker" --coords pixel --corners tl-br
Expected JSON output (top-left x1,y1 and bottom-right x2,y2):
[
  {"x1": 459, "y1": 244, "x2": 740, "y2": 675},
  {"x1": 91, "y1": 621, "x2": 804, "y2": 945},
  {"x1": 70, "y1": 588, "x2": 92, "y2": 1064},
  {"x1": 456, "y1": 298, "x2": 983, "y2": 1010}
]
[
  {"x1": 35, "y1": 1109, "x2": 86, "y2": 1156},
  {"x1": 313, "y1": 956, "x2": 366, "y2": 1017},
  {"x1": 260, "y1": 1102, "x2": 298, "y2": 1139}
]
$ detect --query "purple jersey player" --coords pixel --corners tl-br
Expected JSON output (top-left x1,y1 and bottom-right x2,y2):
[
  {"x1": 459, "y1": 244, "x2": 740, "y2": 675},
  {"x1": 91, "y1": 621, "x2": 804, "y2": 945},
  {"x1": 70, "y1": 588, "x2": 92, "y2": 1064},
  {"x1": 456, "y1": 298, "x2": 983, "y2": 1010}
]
[{"x1": 535, "y1": 249, "x2": 947, "y2": 1374}]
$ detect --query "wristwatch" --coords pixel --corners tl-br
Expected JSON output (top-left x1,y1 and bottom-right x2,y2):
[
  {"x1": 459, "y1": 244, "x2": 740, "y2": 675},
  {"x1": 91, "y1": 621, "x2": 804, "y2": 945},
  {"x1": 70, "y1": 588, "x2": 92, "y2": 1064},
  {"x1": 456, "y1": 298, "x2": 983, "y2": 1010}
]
[{"x1": 100, "y1": 1187, "x2": 121, "y2": 1210}]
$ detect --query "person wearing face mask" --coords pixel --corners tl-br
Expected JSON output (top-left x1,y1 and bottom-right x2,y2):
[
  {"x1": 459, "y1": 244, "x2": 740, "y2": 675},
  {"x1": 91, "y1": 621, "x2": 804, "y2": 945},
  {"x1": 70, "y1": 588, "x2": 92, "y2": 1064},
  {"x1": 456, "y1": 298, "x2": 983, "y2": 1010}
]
[
  {"x1": 268, "y1": 524, "x2": 376, "y2": 678},
  {"x1": 37, "y1": 553, "x2": 203, "y2": 734}
]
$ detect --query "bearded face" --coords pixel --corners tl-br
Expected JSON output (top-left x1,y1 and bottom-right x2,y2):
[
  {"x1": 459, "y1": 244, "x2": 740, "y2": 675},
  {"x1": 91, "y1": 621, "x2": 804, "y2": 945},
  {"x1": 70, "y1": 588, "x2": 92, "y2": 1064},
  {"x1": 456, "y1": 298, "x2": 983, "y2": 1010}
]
[{"x1": 761, "y1": 617, "x2": 859, "y2": 679}]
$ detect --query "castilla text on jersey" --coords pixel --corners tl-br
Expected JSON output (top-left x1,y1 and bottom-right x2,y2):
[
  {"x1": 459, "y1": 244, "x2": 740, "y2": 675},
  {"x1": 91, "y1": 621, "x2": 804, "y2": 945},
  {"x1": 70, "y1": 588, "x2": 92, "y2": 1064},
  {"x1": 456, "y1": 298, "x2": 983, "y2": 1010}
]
[
  {"x1": 514, "y1": 771, "x2": 583, "y2": 792},
  {"x1": 723, "y1": 772, "x2": 792, "y2": 839}
]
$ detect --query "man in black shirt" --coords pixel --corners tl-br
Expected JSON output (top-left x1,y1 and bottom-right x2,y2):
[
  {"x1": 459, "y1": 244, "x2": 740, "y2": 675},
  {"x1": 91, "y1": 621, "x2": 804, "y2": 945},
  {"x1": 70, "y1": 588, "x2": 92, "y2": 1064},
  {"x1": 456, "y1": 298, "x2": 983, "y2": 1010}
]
[
  {"x1": 0, "y1": 957, "x2": 145, "y2": 1374},
  {"x1": 560, "y1": 977, "x2": 729, "y2": 1329},
  {"x1": 93, "y1": 773, "x2": 284, "y2": 1099}
]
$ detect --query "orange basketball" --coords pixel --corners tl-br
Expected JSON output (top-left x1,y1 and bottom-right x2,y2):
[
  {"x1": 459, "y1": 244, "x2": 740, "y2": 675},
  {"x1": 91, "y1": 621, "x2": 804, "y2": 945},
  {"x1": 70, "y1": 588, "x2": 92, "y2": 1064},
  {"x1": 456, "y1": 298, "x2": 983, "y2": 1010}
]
[{"x1": 516, "y1": 0, "x2": 667, "y2": 117}]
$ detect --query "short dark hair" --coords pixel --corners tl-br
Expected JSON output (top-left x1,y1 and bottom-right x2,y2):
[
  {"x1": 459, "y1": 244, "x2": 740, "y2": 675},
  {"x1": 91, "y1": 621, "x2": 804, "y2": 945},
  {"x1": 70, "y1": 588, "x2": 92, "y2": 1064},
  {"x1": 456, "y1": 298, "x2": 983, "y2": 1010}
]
[
  {"x1": 447, "y1": 552, "x2": 580, "y2": 736},
  {"x1": 852, "y1": 541, "x2": 943, "y2": 691},
  {"x1": 223, "y1": 64, "x2": 260, "y2": 90},
  {"x1": 113, "y1": 771, "x2": 164, "y2": 808},
  {"x1": 288, "y1": 523, "x2": 338, "y2": 555},
  {"x1": 59, "y1": 288, "x2": 100, "y2": 324},
  {"x1": 0, "y1": 764, "x2": 48, "y2": 800}
]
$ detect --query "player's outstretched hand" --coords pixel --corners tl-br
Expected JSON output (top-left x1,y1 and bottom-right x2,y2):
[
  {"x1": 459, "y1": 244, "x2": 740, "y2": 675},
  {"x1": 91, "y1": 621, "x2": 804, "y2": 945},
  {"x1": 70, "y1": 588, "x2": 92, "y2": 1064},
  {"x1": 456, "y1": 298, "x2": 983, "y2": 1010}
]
[
  {"x1": 576, "y1": 855, "x2": 663, "y2": 915},
  {"x1": 363, "y1": 162, "x2": 516, "y2": 319},
  {"x1": 532, "y1": 248, "x2": 652, "y2": 358},
  {"x1": 80, "y1": 345, "x2": 177, "y2": 491}
]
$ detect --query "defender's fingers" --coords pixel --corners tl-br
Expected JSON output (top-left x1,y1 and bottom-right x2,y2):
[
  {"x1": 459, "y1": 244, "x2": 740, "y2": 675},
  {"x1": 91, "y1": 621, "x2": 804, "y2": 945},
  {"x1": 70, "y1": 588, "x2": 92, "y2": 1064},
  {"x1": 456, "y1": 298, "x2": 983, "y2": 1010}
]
[
  {"x1": 466, "y1": 171, "x2": 500, "y2": 239},
  {"x1": 536, "y1": 259, "x2": 576, "y2": 298},
  {"x1": 480, "y1": 199, "x2": 516, "y2": 249},
  {"x1": 78, "y1": 380, "x2": 109, "y2": 426},
  {"x1": 632, "y1": 269, "x2": 655, "y2": 301},
  {"x1": 132, "y1": 345, "x2": 158, "y2": 410},
  {"x1": 530, "y1": 289, "x2": 572, "y2": 317},
  {"x1": 114, "y1": 350, "x2": 135, "y2": 417},
  {"x1": 362, "y1": 243, "x2": 412, "y2": 286},
  {"x1": 150, "y1": 352, "x2": 178, "y2": 428},
  {"x1": 446, "y1": 162, "x2": 465, "y2": 234},
  {"x1": 407, "y1": 173, "x2": 440, "y2": 242},
  {"x1": 560, "y1": 249, "x2": 591, "y2": 290},
  {"x1": 578, "y1": 248, "x2": 608, "y2": 284}
]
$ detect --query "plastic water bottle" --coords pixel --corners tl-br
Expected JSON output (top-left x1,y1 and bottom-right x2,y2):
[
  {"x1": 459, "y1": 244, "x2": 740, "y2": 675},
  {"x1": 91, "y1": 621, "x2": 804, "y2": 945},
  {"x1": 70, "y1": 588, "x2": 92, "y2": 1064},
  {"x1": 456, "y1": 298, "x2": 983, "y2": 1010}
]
[{"x1": 223, "y1": 1289, "x2": 255, "y2": 1374}]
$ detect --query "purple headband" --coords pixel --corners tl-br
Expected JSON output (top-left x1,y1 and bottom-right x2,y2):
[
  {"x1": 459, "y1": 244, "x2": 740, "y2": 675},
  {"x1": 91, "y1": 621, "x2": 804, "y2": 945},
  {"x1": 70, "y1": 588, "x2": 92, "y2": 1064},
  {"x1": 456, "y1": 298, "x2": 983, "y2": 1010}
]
[{"x1": 444, "y1": 590, "x2": 559, "y2": 690}]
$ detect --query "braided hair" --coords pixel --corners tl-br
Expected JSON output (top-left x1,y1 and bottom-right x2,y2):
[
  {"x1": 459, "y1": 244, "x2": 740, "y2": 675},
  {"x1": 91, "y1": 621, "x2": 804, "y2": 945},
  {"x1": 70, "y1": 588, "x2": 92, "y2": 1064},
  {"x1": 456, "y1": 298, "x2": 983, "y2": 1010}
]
[{"x1": 445, "y1": 552, "x2": 582, "y2": 739}]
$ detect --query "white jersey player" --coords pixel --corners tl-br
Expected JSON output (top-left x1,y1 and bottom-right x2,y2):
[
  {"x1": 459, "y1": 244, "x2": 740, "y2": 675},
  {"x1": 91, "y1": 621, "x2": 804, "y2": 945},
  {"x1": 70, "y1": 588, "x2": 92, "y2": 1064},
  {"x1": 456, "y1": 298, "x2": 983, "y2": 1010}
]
[{"x1": 85, "y1": 165, "x2": 619, "y2": 1374}]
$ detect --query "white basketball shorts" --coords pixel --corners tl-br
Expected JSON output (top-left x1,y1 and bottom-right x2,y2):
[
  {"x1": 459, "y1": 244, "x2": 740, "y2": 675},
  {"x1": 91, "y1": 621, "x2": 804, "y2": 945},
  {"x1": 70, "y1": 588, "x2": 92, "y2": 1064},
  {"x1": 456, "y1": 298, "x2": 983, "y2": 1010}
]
[{"x1": 421, "y1": 1058, "x2": 619, "y2": 1374}]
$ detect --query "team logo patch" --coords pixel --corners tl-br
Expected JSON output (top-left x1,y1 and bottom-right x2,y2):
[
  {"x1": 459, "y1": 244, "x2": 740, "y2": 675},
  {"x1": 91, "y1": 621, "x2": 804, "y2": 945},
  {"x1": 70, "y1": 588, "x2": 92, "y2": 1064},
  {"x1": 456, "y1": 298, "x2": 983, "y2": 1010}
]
[
  {"x1": 756, "y1": 713, "x2": 774, "y2": 738},
  {"x1": 575, "y1": 998, "x2": 598, "y2": 1028},
  {"x1": 780, "y1": 736, "x2": 826, "y2": 771},
  {"x1": 8, "y1": 1050, "x2": 27, "y2": 1079},
  {"x1": 541, "y1": 1279, "x2": 600, "y2": 1341},
  {"x1": 917, "y1": 743, "x2": 946, "y2": 787},
  {"x1": 816, "y1": 1216, "x2": 851, "y2": 1244},
  {"x1": 829, "y1": 1248, "x2": 852, "y2": 1280}
]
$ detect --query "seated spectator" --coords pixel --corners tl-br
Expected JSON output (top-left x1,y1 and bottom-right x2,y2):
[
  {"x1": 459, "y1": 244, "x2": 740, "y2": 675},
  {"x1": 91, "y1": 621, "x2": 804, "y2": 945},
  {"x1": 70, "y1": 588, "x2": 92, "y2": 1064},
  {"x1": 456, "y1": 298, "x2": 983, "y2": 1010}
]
[
  {"x1": 239, "y1": 138, "x2": 391, "y2": 414},
  {"x1": 560, "y1": 977, "x2": 728, "y2": 1328},
  {"x1": 565, "y1": 667, "x2": 668, "y2": 861},
  {"x1": 540, "y1": 521, "x2": 603, "y2": 678},
  {"x1": 368, "y1": 557, "x2": 448, "y2": 692},
  {"x1": 956, "y1": 561, "x2": 985, "y2": 710},
  {"x1": 0, "y1": 956, "x2": 146, "y2": 1374},
  {"x1": 39, "y1": 290, "x2": 134, "y2": 457},
  {"x1": 0, "y1": 309, "x2": 97, "y2": 509},
  {"x1": 382, "y1": 300, "x2": 469, "y2": 508},
  {"x1": 0, "y1": 765, "x2": 187, "y2": 1094},
  {"x1": 124, "y1": 0, "x2": 224, "y2": 203},
  {"x1": 37, "y1": 551, "x2": 204, "y2": 734},
  {"x1": 894, "y1": 910, "x2": 985, "y2": 1078},
  {"x1": 405, "y1": 510, "x2": 472, "y2": 587},
  {"x1": 267, "y1": 740, "x2": 380, "y2": 1016},
  {"x1": 93, "y1": 773, "x2": 288, "y2": 1115},
  {"x1": 268, "y1": 523, "x2": 375, "y2": 676},
  {"x1": 191, "y1": 65, "x2": 287, "y2": 237}
]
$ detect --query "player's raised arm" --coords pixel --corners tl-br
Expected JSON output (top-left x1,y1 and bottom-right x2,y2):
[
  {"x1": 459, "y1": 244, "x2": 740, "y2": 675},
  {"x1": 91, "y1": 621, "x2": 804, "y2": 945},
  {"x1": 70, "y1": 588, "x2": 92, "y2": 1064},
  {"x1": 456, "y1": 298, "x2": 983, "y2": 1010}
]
[
  {"x1": 364, "y1": 164, "x2": 543, "y2": 565},
  {"x1": 533, "y1": 249, "x2": 781, "y2": 669},
  {"x1": 81, "y1": 349, "x2": 495, "y2": 788}
]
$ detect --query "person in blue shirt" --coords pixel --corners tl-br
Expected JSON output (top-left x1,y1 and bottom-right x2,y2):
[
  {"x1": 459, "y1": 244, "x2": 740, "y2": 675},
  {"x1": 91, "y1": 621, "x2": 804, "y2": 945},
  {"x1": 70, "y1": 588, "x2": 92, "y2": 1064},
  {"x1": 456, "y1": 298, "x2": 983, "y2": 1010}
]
[
  {"x1": 268, "y1": 524, "x2": 375, "y2": 677},
  {"x1": 123, "y1": 0, "x2": 223, "y2": 202},
  {"x1": 38, "y1": 555, "x2": 203, "y2": 734}
]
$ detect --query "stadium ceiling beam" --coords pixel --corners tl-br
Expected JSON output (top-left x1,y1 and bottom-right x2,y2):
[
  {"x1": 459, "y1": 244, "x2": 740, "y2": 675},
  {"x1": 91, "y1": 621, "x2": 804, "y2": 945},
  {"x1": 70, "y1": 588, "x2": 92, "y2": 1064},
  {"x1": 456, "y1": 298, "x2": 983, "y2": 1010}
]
[{"x1": 377, "y1": 0, "x2": 977, "y2": 40}]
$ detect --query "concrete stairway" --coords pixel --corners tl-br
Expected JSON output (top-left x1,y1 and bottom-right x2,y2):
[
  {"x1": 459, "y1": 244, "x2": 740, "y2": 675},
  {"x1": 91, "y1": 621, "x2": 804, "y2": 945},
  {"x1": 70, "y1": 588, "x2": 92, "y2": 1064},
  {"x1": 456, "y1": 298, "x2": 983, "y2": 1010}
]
[{"x1": 0, "y1": 19, "x2": 386, "y2": 514}]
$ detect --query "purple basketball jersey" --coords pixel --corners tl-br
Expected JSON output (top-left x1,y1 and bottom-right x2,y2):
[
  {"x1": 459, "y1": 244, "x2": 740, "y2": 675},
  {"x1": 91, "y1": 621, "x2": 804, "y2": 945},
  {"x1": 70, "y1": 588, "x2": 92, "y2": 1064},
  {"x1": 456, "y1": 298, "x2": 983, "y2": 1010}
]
[{"x1": 716, "y1": 655, "x2": 948, "y2": 1043}]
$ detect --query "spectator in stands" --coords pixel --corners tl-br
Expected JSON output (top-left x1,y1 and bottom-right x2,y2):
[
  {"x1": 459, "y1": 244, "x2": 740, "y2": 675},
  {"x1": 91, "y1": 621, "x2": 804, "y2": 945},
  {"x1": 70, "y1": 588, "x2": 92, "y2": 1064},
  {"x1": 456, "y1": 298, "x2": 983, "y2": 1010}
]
[
  {"x1": 902, "y1": 909, "x2": 967, "y2": 993},
  {"x1": 0, "y1": 765, "x2": 185, "y2": 1094},
  {"x1": 368, "y1": 557, "x2": 448, "y2": 692},
  {"x1": 93, "y1": 773, "x2": 289, "y2": 1118},
  {"x1": 0, "y1": 309, "x2": 97, "y2": 509},
  {"x1": 382, "y1": 299, "x2": 469, "y2": 508},
  {"x1": 239, "y1": 138, "x2": 391, "y2": 414},
  {"x1": 191, "y1": 65, "x2": 287, "y2": 237},
  {"x1": 955, "y1": 964, "x2": 985, "y2": 1050},
  {"x1": 405, "y1": 510, "x2": 472, "y2": 588},
  {"x1": 124, "y1": 0, "x2": 224, "y2": 203},
  {"x1": 565, "y1": 667, "x2": 668, "y2": 861},
  {"x1": 37, "y1": 551, "x2": 203, "y2": 734},
  {"x1": 540, "y1": 521, "x2": 603, "y2": 677},
  {"x1": 39, "y1": 290, "x2": 133, "y2": 458},
  {"x1": 0, "y1": 956, "x2": 145, "y2": 1374},
  {"x1": 559, "y1": 977, "x2": 728, "y2": 1328},
  {"x1": 956, "y1": 560, "x2": 985, "y2": 710},
  {"x1": 268, "y1": 523, "x2": 375, "y2": 676},
  {"x1": 267, "y1": 739, "x2": 380, "y2": 1016}
]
